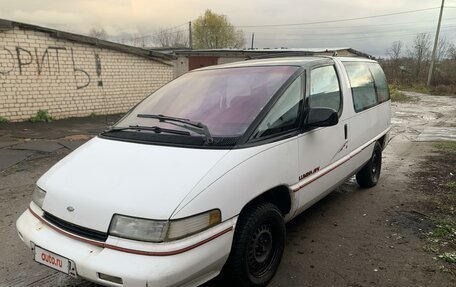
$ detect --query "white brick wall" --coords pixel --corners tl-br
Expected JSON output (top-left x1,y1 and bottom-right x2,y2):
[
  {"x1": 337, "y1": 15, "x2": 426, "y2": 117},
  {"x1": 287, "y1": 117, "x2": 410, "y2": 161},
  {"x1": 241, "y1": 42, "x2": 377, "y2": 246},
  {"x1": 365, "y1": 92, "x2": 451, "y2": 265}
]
[{"x1": 0, "y1": 27, "x2": 174, "y2": 122}]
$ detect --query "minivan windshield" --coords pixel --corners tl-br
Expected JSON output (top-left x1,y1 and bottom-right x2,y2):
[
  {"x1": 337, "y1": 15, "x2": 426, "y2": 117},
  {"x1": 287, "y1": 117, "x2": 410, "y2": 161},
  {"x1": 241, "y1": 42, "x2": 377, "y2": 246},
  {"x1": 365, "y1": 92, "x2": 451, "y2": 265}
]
[{"x1": 115, "y1": 66, "x2": 299, "y2": 138}]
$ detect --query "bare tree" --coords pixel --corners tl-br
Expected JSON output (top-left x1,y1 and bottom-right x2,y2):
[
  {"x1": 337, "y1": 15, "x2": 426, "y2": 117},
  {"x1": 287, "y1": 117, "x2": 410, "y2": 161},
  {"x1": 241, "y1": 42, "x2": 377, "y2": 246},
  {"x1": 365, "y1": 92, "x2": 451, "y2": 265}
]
[
  {"x1": 115, "y1": 35, "x2": 130, "y2": 45},
  {"x1": 153, "y1": 29, "x2": 188, "y2": 48},
  {"x1": 132, "y1": 34, "x2": 147, "y2": 48},
  {"x1": 386, "y1": 41, "x2": 404, "y2": 82},
  {"x1": 88, "y1": 27, "x2": 108, "y2": 40},
  {"x1": 408, "y1": 33, "x2": 432, "y2": 78},
  {"x1": 382, "y1": 35, "x2": 455, "y2": 86},
  {"x1": 435, "y1": 37, "x2": 451, "y2": 62},
  {"x1": 386, "y1": 40, "x2": 403, "y2": 62},
  {"x1": 449, "y1": 44, "x2": 456, "y2": 60}
]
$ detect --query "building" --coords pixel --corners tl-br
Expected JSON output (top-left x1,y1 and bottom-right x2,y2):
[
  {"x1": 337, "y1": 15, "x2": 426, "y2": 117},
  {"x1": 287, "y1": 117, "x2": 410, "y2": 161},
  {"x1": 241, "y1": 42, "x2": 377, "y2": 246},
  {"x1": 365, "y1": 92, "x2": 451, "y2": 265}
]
[
  {"x1": 0, "y1": 19, "x2": 175, "y2": 122},
  {"x1": 166, "y1": 48, "x2": 373, "y2": 78}
]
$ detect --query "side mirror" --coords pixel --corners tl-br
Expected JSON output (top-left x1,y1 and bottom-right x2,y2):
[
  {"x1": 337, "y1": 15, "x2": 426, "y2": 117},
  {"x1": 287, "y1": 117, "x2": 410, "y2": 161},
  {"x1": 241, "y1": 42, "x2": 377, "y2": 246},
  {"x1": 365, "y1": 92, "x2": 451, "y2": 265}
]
[{"x1": 305, "y1": 107, "x2": 339, "y2": 127}]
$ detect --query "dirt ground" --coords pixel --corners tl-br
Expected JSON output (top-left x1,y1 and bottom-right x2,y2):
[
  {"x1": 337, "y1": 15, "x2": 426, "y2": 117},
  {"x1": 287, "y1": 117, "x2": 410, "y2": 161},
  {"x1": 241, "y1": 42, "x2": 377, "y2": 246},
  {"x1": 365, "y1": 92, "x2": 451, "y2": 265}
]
[{"x1": 0, "y1": 92, "x2": 455, "y2": 287}]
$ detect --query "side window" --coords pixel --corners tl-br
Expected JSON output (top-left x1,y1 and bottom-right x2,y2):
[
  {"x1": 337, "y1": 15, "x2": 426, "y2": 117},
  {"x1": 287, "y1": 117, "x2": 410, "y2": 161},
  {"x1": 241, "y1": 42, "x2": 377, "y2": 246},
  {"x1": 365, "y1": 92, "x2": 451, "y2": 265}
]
[
  {"x1": 309, "y1": 66, "x2": 342, "y2": 113},
  {"x1": 253, "y1": 76, "x2": 302, "y2": 138},
  {"x1": 369, "y1": 63, "x2": 390, "y2": 103},
  {"x1": 343, "y1": 62, "x2": 377, "y2": 112}
]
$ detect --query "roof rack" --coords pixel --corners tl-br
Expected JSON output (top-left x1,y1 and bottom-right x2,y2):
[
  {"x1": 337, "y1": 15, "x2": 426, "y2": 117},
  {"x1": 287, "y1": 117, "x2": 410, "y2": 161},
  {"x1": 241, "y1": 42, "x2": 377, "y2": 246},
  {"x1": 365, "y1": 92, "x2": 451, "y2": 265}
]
[{"x1": 245, "y1": 51, "x2": 319, "y2": 60}]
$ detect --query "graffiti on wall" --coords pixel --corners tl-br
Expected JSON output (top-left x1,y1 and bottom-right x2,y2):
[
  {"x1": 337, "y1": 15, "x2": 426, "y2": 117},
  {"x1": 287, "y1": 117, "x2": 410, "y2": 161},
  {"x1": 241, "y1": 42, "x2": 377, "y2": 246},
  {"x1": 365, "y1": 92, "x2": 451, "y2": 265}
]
[{"x1": 0, "y1": 46, "x2": 103, "y2": 90}]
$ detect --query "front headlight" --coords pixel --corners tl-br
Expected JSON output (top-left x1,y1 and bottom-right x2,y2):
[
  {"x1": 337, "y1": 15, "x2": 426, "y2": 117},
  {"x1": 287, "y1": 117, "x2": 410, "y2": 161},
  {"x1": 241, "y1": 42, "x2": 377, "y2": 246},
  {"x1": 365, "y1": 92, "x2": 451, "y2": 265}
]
[
  {"x1": 32, "y1": 185, "x2": 46, "y2": 209},
  {"x1": 109, "y1": 215, "x2": 168, "y2": 242},
  {"x1": 109, "y1": 209, "x2": 221, "y2": 242}
]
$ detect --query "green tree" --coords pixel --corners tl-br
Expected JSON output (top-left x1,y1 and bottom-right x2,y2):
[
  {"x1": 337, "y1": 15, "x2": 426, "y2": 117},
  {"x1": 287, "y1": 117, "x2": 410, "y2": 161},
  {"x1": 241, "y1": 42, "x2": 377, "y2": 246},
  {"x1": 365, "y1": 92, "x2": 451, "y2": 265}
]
[{"x1": 192, "y1": 10, "x2": 245, "y2": 49}]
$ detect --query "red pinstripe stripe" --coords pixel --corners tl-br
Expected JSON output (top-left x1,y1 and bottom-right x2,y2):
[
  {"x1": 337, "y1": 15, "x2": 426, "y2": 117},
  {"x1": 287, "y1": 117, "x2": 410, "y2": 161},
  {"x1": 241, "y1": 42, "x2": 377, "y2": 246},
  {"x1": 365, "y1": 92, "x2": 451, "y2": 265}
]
[
  {"x1": 104, "y1": 227, "x2": 233, "y2": 256},
  {"x1": 28, "y1": 207, "x2": 233, "y2": 256},
  {"x1": 292, "y1": 156, "x2": 352, "y2": 192},
  {"x1": 292, "y1": 143, "x2": 372, "y2": 193}
]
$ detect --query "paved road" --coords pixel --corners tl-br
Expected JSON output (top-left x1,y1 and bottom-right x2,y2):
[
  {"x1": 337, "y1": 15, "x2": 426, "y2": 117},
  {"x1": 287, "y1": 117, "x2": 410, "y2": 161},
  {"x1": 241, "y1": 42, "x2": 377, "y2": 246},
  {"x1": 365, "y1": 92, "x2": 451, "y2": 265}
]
[{"x1": 0, "y1": 93, "x2": 455, "y2": 287}]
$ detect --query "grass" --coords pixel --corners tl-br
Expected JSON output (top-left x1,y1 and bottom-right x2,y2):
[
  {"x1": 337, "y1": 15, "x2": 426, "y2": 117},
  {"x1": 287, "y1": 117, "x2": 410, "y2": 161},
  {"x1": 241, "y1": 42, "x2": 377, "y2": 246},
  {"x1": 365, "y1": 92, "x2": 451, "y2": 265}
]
[
  {"x1": 435, "y1": 142, "x2": 456, "y2": 153},
  {"x1": 398, "y1": 84, "x2": 456, "y2": 97},
  {"x1": 389, "y1": 85, "x2": 413, "y2": 102},
  {"x1": 425, "y1": 220, "x2": 456, "y2": 267},
  {"x1": 0, "y1": 116, "x2": 9, "y2": 123},
  {"x1": 405, "y1": 85, "x2": 432, "y2": 94},
  {"x1": 430, "y1": 223, "x2": 454, "y2": 239},
  {"x1": 29, "y1": 110, "x2": 53, "y2": 123},
  {"x1": 418, "y1": 144, "x2": 456, "y2": 269},
  {"x1": 89, "y1": 112, "x2": 97, "y2": 118},
  {"x1": 447, "y1": 182, "x2": 456, "y2": 190},
  {"x1": 439, "y1": 252, "x2": 456, "y2": 264}
]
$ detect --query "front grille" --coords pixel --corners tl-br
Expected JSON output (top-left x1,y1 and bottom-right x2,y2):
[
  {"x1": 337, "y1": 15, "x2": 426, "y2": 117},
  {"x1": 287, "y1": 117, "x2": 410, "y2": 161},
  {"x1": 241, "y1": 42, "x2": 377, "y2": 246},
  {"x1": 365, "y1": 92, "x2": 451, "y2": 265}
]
[{"x1": 43, "y1": 212, "x2": 108, "y2": 242}]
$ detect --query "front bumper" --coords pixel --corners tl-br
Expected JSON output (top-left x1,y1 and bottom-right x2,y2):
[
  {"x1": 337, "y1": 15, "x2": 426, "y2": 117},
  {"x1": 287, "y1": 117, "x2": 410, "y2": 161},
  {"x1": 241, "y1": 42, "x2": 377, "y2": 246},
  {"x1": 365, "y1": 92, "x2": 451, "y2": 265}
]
[{"x1": 16, "y1": 205, "x2": 236, "y2": 287}]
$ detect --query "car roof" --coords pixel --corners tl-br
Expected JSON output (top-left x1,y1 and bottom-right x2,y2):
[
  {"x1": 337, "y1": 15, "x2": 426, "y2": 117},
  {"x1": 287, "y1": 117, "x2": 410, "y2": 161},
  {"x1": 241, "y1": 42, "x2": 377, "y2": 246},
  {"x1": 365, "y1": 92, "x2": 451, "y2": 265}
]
[
  {"x1": 194, "y1": 56, "x2": 377, "y2": 72},
  {"x1": 195, "y1": 56, "x2": 332, "y2": 71},
  {"x1": 337, "y1": 57, "x2": 377, "y2": 63}
]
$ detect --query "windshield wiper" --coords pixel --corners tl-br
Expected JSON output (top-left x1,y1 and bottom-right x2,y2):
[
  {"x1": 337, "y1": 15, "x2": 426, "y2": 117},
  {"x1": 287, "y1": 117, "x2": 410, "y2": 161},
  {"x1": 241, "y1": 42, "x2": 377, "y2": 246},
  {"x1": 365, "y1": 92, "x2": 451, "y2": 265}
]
[
  {"x1": 137, "y1": 114, "x2": 214, "y2": 145},
  {"x1": 102, "y1": 125, "x2": 191, "y2": 136}
]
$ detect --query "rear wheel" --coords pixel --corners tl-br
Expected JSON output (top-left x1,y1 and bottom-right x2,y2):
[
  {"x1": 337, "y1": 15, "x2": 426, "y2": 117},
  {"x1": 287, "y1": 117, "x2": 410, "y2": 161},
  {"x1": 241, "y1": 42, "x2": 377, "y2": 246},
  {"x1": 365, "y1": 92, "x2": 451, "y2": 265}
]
[
  {"x1": 356, "y1": 141, "x2": 382, "y2": 188},
  {"x1": 225, "y1": 202, "x2": 285, "y2": 286}
]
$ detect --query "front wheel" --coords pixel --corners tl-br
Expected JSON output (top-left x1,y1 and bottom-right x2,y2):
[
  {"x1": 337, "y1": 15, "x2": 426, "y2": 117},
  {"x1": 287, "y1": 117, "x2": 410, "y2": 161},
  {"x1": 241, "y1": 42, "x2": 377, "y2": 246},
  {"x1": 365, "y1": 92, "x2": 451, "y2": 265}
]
[
  {"x1": 225, "y1": 202, "x2": 285, "y2": 286},
  {"x1": 356, "y1": 141, "x2": 382, "y2": 188}
]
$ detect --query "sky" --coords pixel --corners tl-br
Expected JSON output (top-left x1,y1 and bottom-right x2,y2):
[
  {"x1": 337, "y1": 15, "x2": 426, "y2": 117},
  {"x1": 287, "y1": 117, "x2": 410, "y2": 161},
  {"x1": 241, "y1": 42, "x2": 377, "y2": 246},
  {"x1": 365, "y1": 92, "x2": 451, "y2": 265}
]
[{"x1": 1, "y1": 0, "x2": 455, "y2": 57}]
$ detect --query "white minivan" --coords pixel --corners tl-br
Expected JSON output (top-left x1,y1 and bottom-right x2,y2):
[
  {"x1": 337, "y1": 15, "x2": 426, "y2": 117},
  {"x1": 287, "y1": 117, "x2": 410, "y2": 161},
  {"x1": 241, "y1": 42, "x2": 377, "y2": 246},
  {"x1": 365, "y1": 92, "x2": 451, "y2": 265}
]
[{"x1": 16, "y1": 56, "x2": 391, "y2": 287}]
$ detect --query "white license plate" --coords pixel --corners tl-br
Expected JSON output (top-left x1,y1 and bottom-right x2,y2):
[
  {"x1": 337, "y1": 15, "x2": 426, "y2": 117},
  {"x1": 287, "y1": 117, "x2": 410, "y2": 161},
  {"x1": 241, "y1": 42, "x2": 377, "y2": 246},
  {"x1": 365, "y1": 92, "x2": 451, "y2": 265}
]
[{"x1": 34, "y1": 246, "x2": 70, "y2": 274}]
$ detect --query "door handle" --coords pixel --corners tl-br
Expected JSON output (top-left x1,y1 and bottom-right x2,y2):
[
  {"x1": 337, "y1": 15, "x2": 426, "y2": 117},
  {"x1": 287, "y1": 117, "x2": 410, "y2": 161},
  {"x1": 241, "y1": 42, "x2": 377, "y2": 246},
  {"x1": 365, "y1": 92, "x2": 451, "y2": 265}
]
[{"x1": 344, "y1": 124, "x2": 348, "y2": 139}]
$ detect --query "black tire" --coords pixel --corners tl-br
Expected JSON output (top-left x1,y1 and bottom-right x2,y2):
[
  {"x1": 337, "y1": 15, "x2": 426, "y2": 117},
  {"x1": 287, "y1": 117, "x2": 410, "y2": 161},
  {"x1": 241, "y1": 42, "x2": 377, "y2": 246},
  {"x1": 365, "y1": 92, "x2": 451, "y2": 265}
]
[
  {"x1": 225, "y1": 202, "x2": 285, "y2": 286},
  {"x1": 356, "y1": 141, "x2": 382, "y2": 188}
]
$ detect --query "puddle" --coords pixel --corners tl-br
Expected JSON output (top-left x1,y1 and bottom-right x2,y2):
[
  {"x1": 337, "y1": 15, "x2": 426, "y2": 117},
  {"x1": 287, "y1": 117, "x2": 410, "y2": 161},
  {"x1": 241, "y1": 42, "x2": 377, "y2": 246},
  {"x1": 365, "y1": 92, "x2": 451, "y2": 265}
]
[
  {"x1": 391, "y1": 211, "x2": 435, "y2": 238},
  {"x1": 390, "y1": 94, "x2": 456, "y2": 143}
]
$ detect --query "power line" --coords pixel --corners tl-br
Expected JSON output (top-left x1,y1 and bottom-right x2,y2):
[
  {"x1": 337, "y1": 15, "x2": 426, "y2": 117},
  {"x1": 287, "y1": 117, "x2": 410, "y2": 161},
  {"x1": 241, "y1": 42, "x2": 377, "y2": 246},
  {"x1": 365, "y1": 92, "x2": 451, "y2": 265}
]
[
  {"x1": 241, "y1": 17, "x2": 456, "y2": 31},
  {"x1": 154, "y1": 22, "x2": 188, "y2": 33},
  {"x1": 236, "y1": 7, "x2": 443, "y2": 28},
  {"x1": 245, "y1": 24, "x2": 456, "y2": 37},
  {"x1": 256, "y1": 27, "x2": 456, "y2": 41},
  {"x1": 125, "y1": 5, "x2": 456, "y2": 45},
  {"x1": 253, "y1": 26, "x2": 456, "y2": 42},
  {"x1": 241, "y1": 21, "x2": 456, "y2": 36},
  {"x1": 131, "y1": 23, "x2": 188, "y2": 40}
]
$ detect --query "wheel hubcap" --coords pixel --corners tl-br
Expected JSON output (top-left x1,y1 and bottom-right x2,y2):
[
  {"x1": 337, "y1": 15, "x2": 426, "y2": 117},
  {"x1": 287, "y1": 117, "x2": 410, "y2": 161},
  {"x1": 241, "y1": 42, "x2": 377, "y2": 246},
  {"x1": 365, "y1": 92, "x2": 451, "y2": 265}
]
[
  {"x1": 371, "y1": 151, "x2": 380, "y2": 180},
  {"x1": 372, "y1": 153, "x2": 377, "y2": 175},
  {"x1": 248, "y1": 223, "x2": 275, "y2": 276}
]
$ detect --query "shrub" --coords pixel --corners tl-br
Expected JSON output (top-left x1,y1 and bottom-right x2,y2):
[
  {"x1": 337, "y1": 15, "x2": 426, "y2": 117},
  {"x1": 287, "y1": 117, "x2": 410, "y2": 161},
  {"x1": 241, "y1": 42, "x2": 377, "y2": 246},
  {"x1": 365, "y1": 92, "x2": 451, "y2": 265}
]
[
  {"x1": 30, "y1": 110, "x2": 53, "y2": 123},
  {"x1": 389, "y1": 85, "x2": 412, "y2": 102}
]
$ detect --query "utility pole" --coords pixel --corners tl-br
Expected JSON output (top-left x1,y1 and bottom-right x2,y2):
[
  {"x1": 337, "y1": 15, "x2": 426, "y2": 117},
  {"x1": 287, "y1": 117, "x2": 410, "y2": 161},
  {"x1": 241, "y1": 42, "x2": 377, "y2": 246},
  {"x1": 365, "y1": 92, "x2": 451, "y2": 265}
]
[
  {"x1": 251, "y1": 33, "x2": 255, "y2": 49},
  {"x1": 188, "y1": 21, "x2": 193, "y2": 49},
  {"x1": 427, "y1": 0, "x2": 445, "y2": 86}
]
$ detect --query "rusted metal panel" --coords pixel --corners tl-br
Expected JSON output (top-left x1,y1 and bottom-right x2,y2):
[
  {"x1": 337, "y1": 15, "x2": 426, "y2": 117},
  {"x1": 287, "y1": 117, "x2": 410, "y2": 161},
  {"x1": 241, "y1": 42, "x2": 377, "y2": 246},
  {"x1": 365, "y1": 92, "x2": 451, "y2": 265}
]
[{"x1": 188, "y1": 56, "x2": 218, "y2": 71}]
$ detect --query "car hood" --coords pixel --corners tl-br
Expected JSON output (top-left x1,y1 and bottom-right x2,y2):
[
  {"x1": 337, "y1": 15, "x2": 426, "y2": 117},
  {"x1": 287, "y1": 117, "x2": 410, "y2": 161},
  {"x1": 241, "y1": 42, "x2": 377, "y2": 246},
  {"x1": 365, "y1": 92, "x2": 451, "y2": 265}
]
[{"x1": 38, "y1": 137, "x2": 230, "y2": 232}]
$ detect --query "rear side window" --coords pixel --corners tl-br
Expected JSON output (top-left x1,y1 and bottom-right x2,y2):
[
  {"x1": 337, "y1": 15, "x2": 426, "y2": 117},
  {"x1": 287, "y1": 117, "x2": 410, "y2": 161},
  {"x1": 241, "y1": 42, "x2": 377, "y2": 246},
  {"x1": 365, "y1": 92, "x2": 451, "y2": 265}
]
[
  {"x1": 369, "y1": 63, "x2": 390, "y2": 103},
  {"x1": 309, "y1": 65, "x2": 342, "y2": 113},
  {"x1": 343, "y1": 62, "x2": 377, "y2": 112}
]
